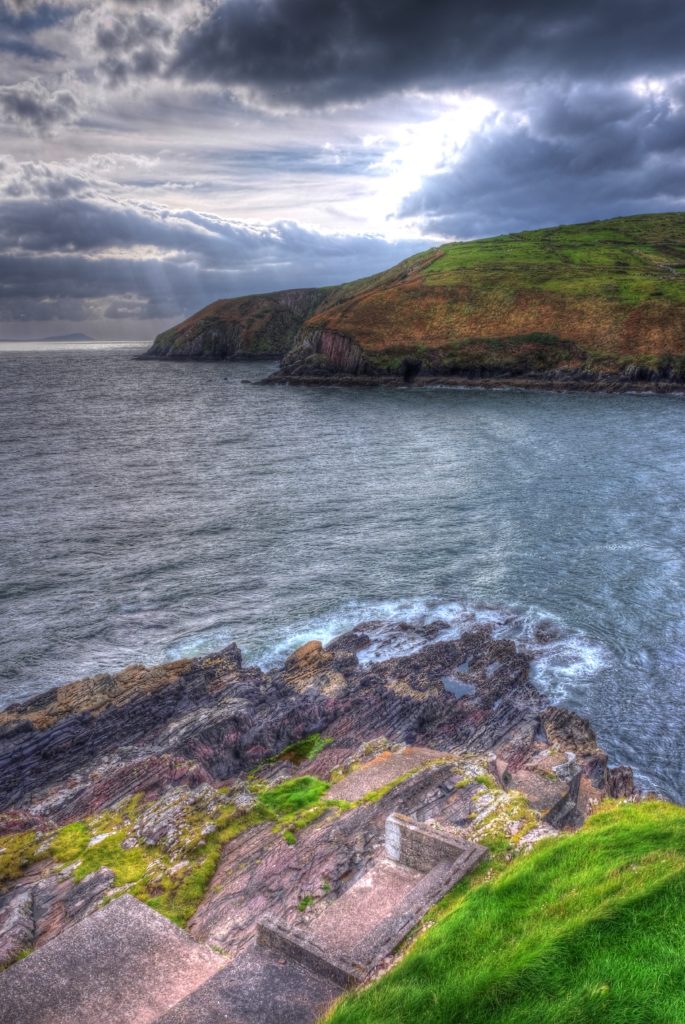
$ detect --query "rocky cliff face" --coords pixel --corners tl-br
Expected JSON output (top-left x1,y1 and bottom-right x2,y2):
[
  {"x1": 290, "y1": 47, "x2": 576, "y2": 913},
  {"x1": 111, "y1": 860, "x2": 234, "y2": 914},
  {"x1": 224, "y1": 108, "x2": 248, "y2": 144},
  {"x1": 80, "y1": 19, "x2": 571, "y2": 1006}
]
[
  {"x1": 0, "y1": 616, "x2": 635, "y2": 968},
  {"x1": 279, "y1": 329, "x2": 369, "y2": 377},
  {"x1": 143, "y1": 288, "x2": 331, "y2": 360}
]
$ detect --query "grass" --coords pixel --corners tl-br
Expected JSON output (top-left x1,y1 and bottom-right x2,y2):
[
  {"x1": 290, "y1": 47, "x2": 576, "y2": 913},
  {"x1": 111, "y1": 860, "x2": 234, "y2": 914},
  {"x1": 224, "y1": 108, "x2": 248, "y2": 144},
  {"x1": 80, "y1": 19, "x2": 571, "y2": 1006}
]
[
  {"x1": 257, "y1": 775, "x2": 330, "y2": 816},
  {"x1": 327, "y1": 800, "x2": 685, "y2": 1024},
  {"x1": 0, "y1": 831, "x2": 39, "y2": 885},
  {"x1": 302, "y1": 213, "x2": 685, "y2": 377}
]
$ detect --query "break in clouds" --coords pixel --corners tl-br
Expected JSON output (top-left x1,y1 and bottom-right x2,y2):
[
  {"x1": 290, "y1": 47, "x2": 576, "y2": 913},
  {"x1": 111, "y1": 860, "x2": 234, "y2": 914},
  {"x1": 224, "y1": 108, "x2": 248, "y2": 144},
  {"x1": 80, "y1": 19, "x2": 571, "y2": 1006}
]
[{"x1": 1, "y1": 0, "x2": 684, "y2": 336}]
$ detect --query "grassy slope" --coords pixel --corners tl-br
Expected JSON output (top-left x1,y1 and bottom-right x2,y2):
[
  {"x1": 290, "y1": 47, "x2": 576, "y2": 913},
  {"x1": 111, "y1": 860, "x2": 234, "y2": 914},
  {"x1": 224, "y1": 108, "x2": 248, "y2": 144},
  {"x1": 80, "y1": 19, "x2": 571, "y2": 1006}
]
[
  {"x1": 146, "y1": 214, "x2": 685, "y2": 373},
  {"x1": 306, "y1": 213, "x2": 685, "y2": 376},
  {"x1": 327, "y1": 800, "x2": 685, "y2": 1024}
]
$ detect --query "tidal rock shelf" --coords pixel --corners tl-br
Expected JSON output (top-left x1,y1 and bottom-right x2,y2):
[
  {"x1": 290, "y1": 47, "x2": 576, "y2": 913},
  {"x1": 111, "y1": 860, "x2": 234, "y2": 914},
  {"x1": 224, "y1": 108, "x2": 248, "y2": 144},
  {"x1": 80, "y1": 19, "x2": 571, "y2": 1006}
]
[{"x1": 0, "y1": 616, "x2": 636, "y2": 1021}]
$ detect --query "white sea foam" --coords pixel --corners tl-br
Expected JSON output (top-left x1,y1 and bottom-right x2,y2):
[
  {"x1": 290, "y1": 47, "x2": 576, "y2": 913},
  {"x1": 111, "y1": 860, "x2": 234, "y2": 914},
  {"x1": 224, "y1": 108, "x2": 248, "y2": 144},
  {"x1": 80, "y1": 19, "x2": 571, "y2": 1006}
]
[{"x1": 239, "y1": 596, "x2": 611, "y2": 702}]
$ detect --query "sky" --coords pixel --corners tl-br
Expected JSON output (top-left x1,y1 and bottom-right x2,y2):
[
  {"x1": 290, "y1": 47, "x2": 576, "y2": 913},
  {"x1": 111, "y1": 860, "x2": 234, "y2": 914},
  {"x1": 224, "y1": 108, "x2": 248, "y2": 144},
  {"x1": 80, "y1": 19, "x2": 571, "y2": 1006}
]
[{"x1": 1, "y1": 0, "x2": 684, "y2": 340}]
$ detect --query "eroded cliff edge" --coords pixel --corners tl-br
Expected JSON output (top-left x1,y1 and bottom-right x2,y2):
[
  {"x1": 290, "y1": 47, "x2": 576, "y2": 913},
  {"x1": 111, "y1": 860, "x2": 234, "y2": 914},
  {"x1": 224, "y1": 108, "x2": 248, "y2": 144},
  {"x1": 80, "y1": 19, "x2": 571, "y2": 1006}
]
[{"x1": 0, "y1": 615, "x2": 635, "y2": 969}]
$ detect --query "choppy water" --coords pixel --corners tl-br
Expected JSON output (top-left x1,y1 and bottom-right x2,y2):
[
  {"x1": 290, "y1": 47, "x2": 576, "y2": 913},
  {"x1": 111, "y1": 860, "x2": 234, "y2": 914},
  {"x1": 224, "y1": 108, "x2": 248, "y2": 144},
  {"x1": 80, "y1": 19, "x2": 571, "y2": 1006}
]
[{"x1": 1, "y1": 342, "x2": 685, "y2": 799}]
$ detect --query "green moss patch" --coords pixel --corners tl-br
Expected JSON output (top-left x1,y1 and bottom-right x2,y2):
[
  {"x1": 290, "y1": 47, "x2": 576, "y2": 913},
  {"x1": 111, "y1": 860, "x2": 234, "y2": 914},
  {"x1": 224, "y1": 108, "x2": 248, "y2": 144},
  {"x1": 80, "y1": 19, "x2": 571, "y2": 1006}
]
[
  {"x1": 0, "y1": 831, "x2": 39, "y2": 887},
  {"x1": 257, "y1": 775, "x2": 330, "y2": 815}
]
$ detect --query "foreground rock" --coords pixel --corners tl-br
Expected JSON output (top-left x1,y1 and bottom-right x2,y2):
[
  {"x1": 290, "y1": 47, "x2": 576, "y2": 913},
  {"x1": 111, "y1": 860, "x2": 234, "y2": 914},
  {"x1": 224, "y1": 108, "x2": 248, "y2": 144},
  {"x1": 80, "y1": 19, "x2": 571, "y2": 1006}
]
[{"x1": 0, "y1": 617, "x2": 634, "y2": 971}]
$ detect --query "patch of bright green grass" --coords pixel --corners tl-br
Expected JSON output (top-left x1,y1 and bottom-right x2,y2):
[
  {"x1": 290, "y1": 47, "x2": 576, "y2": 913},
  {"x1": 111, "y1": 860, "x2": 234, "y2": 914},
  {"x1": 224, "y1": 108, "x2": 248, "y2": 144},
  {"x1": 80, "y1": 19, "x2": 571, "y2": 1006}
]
[
  {"x1": 49, "y1": 821, "x2": 90, "y2": 863},
  {"x1": 327, "y1": 800, "x2": 685, "y2": 1024},
  {"x1": 257, "y1": 775, "x2": 330, "y2": 816},
  {"x1": 72, "y1": 832, "x2": 152, "y2": 885},
  {"x1": 0, "y1": 831, "x2": 39, "y2": 887},
  {"x1": 422, "y1": 215, "x2": 685, "y2": 293}
]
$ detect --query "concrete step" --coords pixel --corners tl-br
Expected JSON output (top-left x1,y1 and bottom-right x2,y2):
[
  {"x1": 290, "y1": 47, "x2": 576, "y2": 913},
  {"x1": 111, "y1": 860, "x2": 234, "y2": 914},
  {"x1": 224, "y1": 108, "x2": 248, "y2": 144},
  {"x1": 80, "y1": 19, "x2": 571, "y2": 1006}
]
[
  {"x1": 326, "y1": 746, "x2": 439, "y2": 802},
  {"x1": 154, "y1": 945, "x2": 342, "y2": 1024},
  {"x1": 0, "y1": 895, "x2": 225, "y2": 1024},
  {"x1": 307, "y1": 857, "x2": 422, "y2": 961}
]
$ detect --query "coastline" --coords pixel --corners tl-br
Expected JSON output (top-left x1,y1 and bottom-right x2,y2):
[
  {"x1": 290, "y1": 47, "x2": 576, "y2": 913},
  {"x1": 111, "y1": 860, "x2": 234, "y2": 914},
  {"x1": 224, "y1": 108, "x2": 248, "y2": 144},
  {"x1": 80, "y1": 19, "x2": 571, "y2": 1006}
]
[{"x1": 258, "y1": 370, "x2": 685, "y2": 395}]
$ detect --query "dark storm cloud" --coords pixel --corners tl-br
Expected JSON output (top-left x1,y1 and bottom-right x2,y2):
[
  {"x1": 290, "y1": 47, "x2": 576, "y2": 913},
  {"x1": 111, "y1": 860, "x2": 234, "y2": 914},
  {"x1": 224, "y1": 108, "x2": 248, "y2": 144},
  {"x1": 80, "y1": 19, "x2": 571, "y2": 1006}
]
[
  {"x1": 173, "y1": 0, "x2": 685, "y2": 106},
  {"x1": 398, "y1": 80, "x2": 685, "y2": 237},
  {"x1": 0, "y1": 2, "x2": 69, "y2": 59},
  {"x1": 0, "y1": 163, "x2": 422, "y2": 322},
  {"x1": 0, "y1": 2, "x2": 71, "y2": 30},
  {"x1": 0, "y1": 79, "x2": 79, "y2": 132}
]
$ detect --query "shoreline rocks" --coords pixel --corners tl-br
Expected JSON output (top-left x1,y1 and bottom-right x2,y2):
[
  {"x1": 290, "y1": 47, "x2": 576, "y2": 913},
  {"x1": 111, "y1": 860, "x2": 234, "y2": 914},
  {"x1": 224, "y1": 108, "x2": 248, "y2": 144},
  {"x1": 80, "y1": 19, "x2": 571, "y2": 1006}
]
[
  {"x1": 0, "y1": 616, "x2": 637, "y2": 967},
  {"x1": 259, "y1": 367, "x2": 685, "y2": 395}
]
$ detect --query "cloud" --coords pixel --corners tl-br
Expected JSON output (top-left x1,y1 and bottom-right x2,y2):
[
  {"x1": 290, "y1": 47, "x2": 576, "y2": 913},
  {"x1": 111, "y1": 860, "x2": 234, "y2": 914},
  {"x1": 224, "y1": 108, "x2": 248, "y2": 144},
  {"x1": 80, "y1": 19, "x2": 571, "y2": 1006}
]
[
  {"x1": 93, "y1": 8, "x2": 173, "y2": 85},
  {"x1": 398, "y1": 79, "x2": 685, "y2": 237},
  {"x1": 0, "y1": 160, "x2": 423, "y2": 324},
  {"x1": 0, "y1": 78, "x2": 79, "y2": 132},
  {"x1": 172, "y1": 0, "x2": 685, "y2": 107}
]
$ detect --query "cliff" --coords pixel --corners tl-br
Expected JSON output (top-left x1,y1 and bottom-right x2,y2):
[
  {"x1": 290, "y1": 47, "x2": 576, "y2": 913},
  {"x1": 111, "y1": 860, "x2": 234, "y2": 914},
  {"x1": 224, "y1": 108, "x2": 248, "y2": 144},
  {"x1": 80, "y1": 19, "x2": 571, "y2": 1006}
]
[
  {"x1": 143, "y1": 214, "x2": 685, "y2": 387},
  {"x1": 143, "y1": 287, "x2": 331, "y2": 360}
]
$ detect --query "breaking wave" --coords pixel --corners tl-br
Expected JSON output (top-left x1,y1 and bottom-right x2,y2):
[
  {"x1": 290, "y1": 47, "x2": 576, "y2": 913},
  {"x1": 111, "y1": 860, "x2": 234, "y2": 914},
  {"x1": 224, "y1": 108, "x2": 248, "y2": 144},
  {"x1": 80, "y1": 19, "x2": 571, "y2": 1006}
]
[{"x1": 186, "y1": 596, "x2": 613, "y2": 704}]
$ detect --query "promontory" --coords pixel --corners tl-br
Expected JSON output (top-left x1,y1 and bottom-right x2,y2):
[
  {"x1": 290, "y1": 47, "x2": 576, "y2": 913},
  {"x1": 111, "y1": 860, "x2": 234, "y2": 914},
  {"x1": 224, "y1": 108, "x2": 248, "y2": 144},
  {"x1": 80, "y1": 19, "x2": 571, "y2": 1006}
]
[{"x1": 143, "y1": 212, "x2": 685, "y2": 391}]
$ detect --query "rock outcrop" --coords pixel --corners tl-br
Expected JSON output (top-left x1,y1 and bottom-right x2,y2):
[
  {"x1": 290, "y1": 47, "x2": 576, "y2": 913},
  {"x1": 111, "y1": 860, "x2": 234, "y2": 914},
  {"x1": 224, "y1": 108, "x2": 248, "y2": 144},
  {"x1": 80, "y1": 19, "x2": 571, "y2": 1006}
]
[{"x1": 0, "y1": 616, "x2": 634, "y2": 969}]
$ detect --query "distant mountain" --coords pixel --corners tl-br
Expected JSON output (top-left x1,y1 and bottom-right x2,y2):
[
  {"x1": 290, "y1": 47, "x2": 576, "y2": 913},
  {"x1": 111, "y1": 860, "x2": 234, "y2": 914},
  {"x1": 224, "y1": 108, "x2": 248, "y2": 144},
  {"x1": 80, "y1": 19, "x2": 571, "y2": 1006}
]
[
  {"x1": 0, "y1": 332, "x2": 97, "y2": 342},
  {"x1": 39, "y1": 333, "x2": 95, "y2": 341}
]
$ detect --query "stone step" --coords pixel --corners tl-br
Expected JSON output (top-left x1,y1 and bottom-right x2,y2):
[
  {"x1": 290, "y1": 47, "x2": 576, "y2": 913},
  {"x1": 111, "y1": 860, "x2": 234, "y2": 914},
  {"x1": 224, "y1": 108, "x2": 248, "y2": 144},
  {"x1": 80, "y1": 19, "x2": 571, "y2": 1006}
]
[
  {"x1": 155, "y1": 944, "x2": 342, "y2": 1024},
  {"x1": 0, "y1": 895, "x2": 225, "y2": 1024},
  {"x1": 307, "y1": 857, "x2": 423, "y2": 962}
]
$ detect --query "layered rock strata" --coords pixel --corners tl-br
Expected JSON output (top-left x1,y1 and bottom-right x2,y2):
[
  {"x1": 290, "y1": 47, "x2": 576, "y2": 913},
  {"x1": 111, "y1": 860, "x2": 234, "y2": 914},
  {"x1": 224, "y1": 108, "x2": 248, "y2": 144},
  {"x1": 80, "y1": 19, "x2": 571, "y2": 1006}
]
[{"x1": 0, "y1": 618, "x2": 634, "y2": 969}]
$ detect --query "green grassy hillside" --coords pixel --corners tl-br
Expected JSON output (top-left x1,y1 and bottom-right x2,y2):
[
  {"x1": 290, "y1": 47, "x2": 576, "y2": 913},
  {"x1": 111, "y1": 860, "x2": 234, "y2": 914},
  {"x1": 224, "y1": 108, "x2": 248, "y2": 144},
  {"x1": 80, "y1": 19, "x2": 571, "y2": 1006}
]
[
  {"x1": 327, "y1": 800, "x2": 685, "y2": 1024},
  {"x1": 296, "y1": 213, "x2": 685, "y2": 381},
  {"x1": 145, "y1": 214, "x2": 685, "y2": 381}
]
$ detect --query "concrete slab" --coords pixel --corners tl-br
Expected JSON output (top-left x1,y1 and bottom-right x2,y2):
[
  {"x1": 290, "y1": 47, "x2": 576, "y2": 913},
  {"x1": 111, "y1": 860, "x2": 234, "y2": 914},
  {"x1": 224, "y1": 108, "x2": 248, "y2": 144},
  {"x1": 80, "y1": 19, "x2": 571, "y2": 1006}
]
[
  {"x1": 0, "y1": 895, "x2": 225, "y2": 1024},
  {"x1": 326, "y1": 747, "x2": 440, "y2": 802},
  {"x1": 156, "y1": 945, "x2": 342, "y2": 1024},
  {"x1": 308, "y1": 858, "x2": 422, "y2": 960}
]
